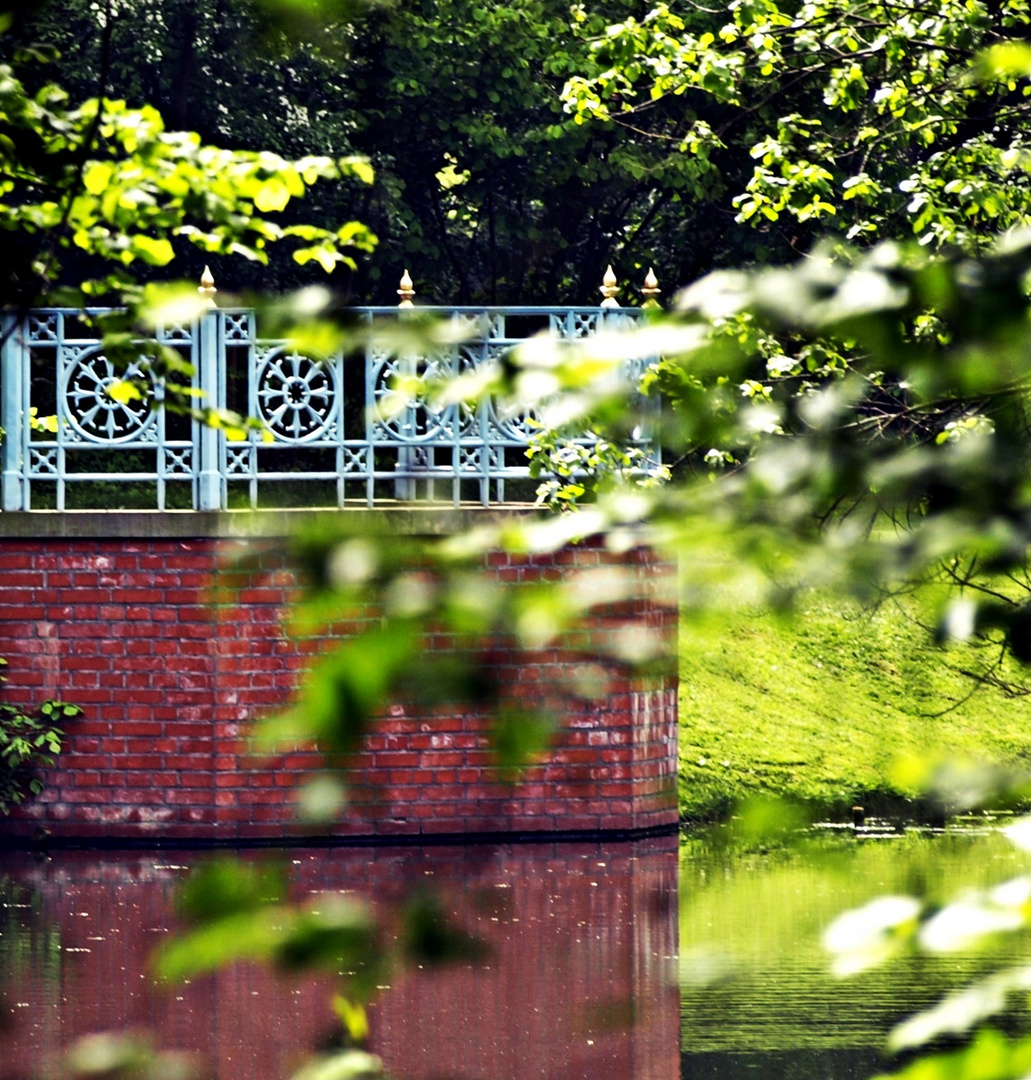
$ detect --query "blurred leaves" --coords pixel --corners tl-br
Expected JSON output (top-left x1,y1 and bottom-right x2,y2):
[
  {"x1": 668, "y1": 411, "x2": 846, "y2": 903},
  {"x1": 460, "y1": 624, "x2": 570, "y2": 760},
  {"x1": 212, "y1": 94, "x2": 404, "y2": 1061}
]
[
  {"x1": 242, "y1": 505, "x2": 677, "y2": 784},
  {"x1": 489, "y1": 708, "x2": 558, "y2": 778},
  {"x1": 888, "y1": 968, "x2": 1031, "y2": 1052},
  {"x1": 60, "y1": 1032, "x2": 201, "y2": 1080},
  {"x1": 331, "y1": 996, "x2": 370, "y2": 1045},
  {"x1": 289, "y1": 1050, "x2": 384, "y2": 1080},
  {"x1": 254, "y1": 626, "x2": 419, "y2": 759},
  {"x1": 154, "y1": 877, "x2": 377, "y2": 984},
  {"x1": 297, "y1": 773, "x2": 349, "y2": 824},
  {"x1": 731, "y1": 796, "x2": 814, "y2": 846},
  {"x1": 151, "y1": 854, "x2": 485, "y2": 1054},
  {"x1": 175, "y1": 859, "x2": 287, "y2": 923},
  {"x1": 875, "y1": 1029, "x2": 1031, "y2": 1080},
  {"x1": 824, "y1": 895, "x2": 923, "y2": 976},
  {"x1": 140, "y1": 231, "x2": 1031, "y2": 1080},
  {"x1": 400, "y1": 893, "x2": 484, "y2": 967}
]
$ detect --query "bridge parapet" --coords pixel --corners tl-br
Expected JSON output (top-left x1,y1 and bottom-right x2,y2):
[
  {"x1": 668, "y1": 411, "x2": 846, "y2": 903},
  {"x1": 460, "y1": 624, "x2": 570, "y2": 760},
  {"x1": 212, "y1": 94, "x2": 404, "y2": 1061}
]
[
  {"x1": 0, "y1": 274, "x2": 677, "y2": 843},
  {"x1": 1, "y1": 302, "x2": 656, "y2": 513}
]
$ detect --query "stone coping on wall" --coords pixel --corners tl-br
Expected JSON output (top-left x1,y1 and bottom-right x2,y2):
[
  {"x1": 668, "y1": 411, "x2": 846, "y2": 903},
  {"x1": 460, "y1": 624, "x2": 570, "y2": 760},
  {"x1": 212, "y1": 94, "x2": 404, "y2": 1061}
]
[{"x1": 0, "y1": 506, "x2": 542, "y2": 540}]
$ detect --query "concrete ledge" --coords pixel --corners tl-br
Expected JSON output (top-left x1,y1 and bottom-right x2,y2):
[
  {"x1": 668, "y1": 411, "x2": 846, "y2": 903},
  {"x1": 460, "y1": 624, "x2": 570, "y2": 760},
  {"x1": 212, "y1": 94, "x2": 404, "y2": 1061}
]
[{"x1": 0, "y1": 506, "x2": 541, "y2": 540}]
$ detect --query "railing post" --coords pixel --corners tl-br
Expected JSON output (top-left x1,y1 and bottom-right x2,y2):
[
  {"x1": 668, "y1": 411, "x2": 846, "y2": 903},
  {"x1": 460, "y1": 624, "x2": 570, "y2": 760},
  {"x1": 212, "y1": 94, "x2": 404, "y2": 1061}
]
[
  {"x1": 641, "y1": 268, "x2": 662, "y2": 309},
  {"x1": 395, "y1": 269, "x2": 416, "y2": 500},
  {"x1": 1, "y1": 312, "x2": 26, "y2": 511},
  {"x1": 600, "y1": 265, "x2": 620, "y2": 308},
  {"x1": 196, "y1": 269, "x2": 222, "y2": 510}
]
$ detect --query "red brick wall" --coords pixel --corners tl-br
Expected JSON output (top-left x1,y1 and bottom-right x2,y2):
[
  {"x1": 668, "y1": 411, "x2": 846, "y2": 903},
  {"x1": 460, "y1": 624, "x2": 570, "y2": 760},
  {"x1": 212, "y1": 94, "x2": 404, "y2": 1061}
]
[{"x1": 0, "y1": 524, "x2": 678, "y2": 841}]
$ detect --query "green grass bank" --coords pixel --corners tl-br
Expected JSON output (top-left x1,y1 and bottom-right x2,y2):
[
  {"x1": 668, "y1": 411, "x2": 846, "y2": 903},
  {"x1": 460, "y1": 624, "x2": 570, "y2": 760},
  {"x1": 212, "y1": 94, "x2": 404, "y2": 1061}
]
[{"x1": 678, "y1": 596, "x2": 1031, "y2": 822}]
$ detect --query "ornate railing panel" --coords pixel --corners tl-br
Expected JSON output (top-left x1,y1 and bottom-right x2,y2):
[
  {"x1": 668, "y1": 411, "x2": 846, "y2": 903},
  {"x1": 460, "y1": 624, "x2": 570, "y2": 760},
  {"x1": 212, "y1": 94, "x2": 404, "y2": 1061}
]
[
  {"x1": 1, "y1": 310, "x2": 200, "y2": 511},
  {"x1": 0, "y1": 306, "x2": 650, "y2": 511}
]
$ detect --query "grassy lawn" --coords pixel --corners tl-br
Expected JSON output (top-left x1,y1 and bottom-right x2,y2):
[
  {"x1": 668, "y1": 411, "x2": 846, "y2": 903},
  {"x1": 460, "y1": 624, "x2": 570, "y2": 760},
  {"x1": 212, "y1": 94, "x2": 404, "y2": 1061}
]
[{"x1": 678, "y1": 595, "x2": 1031, "y2": 821}]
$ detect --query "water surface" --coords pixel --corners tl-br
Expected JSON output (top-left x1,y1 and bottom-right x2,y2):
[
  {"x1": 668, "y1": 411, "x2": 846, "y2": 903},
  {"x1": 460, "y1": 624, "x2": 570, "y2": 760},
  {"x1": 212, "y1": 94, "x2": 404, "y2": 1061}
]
[
  {"x1": 3, "y1": 826, "x2": 1030, "y2": 1080},
  {"x1": 0, "y1": 839, "x2": 679, "y2": 1080},
  {"x1": 679, "y1": 825, "x2": 1031, "y2": 1080}
]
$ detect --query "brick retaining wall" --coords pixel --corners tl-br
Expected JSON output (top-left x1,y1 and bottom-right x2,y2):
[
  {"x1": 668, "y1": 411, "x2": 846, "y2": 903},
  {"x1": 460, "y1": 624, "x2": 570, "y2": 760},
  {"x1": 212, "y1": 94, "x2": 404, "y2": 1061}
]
[{"x1": 0, "y1": 513, "x2": 679, "y2": 842}]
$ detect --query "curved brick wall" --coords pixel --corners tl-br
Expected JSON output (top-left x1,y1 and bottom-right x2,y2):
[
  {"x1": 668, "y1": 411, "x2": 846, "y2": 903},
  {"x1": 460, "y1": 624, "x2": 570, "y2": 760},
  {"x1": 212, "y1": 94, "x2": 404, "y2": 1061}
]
[{"x1": 0, "y1": 513, "x2": 679, "y2": 842}]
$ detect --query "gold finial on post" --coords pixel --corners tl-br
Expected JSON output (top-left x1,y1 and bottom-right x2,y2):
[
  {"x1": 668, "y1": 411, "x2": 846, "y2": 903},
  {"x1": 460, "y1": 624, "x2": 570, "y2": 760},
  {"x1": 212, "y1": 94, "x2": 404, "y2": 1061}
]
[
  {"x1": 198, "y1": 266, "x2": 218, "y2": 308},
  {"x1": 599, "y1": 264, "x2": 620, "y2": 308},
  {"x1": 641, "y1": 267, "x2": 662, "y2": 309},
  {"x1": 397, "y1": 269, "x2": 415, "y2": 308}
]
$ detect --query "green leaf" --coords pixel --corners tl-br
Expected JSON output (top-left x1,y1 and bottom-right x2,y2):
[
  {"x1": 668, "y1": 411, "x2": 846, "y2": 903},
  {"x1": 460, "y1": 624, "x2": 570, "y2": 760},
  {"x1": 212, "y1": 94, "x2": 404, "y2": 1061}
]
[
  {"x1": 153, "y1": 908, "x2": 286, "y2": 981},
  {"x1": 105, "y1": 379, "x2": 144, "y2": 404},
  {"x1": 82, "y1": 162, "x2": 113, "y2": 196},
  {"x1": 129, "y1": 235, "x2": 175, "y2": 266},
  {"x1": 296, "y1": 773, "x2": 347, "y2": 823},
  {"x1": 824, "y1": 894, "x2": 922, "y2": 976},
  {"x1": 273, "y1": 896, "x2": 375, "y2": 971},
  {"x1": 401, "y1": 893, "x2": 485, "y2": 966},
  {"x1": 332, "y1": 997, "x2": 370, "y2": 1044},
  {"x1": 254, "y1": 176, "x2": 292, "y2": 212},
  {"x1": 341, "y1": 157, "x2": 375, "y2": 185},
  {"x1": 490, "y1": 707, "x2": 557, "y2": 775},
  {"x1": 177, "y1": 859, "x2": 287, "y2": 923},
  {"x1": 294, "y1": 245, "x2": 342, "y2": 273}
]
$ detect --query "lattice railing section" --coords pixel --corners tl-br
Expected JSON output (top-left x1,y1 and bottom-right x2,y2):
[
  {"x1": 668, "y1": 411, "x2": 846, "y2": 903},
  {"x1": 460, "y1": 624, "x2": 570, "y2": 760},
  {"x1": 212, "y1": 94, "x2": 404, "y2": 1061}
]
[
  {"x1": 0, "y1": 305, "x2": 655, "y2": 511},
  {"x1": 1, "y1": 309, "x2": 201, "y2": 512}
]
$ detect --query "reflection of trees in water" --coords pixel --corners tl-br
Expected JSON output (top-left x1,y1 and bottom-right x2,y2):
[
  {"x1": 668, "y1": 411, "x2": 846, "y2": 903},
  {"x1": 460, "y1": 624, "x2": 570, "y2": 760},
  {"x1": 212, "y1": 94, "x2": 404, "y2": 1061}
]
[
  {"x1": 679, "y1": 833, "x2": 1031, "y2": 1055},
  {"x1": 0, "y1": 872, "x2": 63, "y2": 1029}
]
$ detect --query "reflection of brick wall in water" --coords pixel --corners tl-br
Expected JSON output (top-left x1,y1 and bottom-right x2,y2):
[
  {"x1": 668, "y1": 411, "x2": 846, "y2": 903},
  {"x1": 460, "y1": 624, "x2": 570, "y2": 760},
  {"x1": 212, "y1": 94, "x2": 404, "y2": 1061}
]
[
  {"x1": 0, "y1": 839, "x2": 680, "y2": 1080},
  {"x1": 0, "y1": 518, "x2": 678, "y2": 841}
]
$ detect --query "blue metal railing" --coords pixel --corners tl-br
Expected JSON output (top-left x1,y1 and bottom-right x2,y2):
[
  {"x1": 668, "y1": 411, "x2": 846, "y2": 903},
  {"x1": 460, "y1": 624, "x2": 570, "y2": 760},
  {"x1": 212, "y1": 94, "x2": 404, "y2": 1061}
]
[{"x1": 0, "y1": 306, "x2": 652, "y2": 511}]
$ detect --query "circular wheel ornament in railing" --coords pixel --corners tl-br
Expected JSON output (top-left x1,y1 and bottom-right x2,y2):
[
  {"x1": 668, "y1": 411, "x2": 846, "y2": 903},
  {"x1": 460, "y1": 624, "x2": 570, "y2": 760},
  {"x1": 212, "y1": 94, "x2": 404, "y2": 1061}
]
[
  {"x1": 256, "y1": 350, "x2": 336, "y2": 442},
  {"x1": 63, "y1": 350, "x2": 154, "y2": 443},
  {"x1": 478, "y1": 345, "x2": 539, "y2": 442},
  {"x1": 487, "y1": 398, "x2": 541, "y2": 443},
  {"x1": 372, "y1": 353, "x2": 454, "y2": 442}
]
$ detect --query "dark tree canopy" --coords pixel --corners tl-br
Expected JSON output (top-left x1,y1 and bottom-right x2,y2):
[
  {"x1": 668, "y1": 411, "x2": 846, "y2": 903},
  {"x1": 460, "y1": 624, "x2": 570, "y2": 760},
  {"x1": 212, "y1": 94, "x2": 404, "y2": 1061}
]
[{"x1": 7, "y1": 0, "x2": 1031, "y2": 302}]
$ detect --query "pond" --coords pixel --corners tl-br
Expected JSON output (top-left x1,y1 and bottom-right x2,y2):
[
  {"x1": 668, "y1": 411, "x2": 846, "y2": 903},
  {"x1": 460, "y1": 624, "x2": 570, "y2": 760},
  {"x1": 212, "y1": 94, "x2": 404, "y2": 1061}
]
[
  {"x1": 679, "y1": 823, "x2": 1031, "y2": 1080},
  {"x1": 1, "y1": 825, "x2": 1029, "y2": 1080}
]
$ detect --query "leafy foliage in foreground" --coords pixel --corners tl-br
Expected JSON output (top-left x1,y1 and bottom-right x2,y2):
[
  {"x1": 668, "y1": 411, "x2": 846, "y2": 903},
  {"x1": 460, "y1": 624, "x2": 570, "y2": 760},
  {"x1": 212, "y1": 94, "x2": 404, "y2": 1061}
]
[
  {"x1": 0, "y1": 47, "x2": 375, "y2": 307},
  {"x1": 14, "y1": 8, "x2": 1031, "y2": 1080},
  {"x1": 21, "y1": 0, "x2": 1031, "y2": 302},
  {"x1": 135, "y1": 228, "x2": 1031, "y2": 1080},
  {"x1": 110, "y1": 221, "x2": 1031, "y2": 1075}
]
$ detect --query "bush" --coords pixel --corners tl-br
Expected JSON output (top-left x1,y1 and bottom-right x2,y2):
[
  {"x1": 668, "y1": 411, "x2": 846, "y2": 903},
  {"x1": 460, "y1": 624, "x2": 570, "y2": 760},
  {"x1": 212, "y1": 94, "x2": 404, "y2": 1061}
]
[{"x1": 0, "y1": 658, "x2": 81, "y2": 814}]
